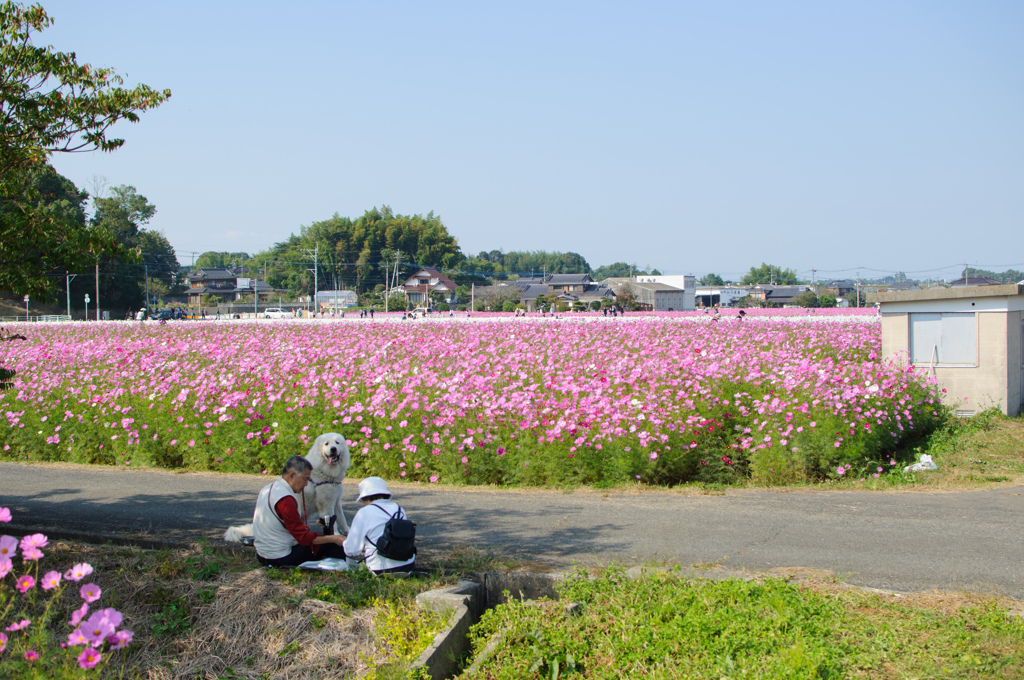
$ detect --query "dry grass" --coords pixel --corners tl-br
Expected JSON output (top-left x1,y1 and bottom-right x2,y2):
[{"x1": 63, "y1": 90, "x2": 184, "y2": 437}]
[
  {"x1": 911, "y1": 412, "x2": 1024, "y2": 489},
  {"x1": 40, "y1": 542, "x2": 376, "y2": 679}
]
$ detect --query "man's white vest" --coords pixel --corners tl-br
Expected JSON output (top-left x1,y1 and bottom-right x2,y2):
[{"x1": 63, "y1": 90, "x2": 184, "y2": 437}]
[{"x1": 252, "y1": 477, "x2": 300, "y2": 559}]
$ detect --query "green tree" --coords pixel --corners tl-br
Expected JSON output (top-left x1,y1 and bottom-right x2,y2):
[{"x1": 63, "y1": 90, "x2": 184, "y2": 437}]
[
  {"x1": 194, "y1": 251, "x2": 250, "y2": 269},
  {"x1": 74, "y1": 185, "x2": 178, "y2": 310},
  {"x1": 592, "y1": 262, "x2": 642, "y2": 280},
  {"x1": 700, "y1": 273, "x2": 725, "y2": 286},
  {"x1": 795, "y1": 290, "x2": 818, "y2": 308},
  {"x1": 740, "y1": 263, "x2": 799, "y2": 285},
  {"x1": 0, "y1": 2, "x2": 170, "y2": 301},
  {"x1": 818, "y1": 292, "x2": 838, "y2": 308}
]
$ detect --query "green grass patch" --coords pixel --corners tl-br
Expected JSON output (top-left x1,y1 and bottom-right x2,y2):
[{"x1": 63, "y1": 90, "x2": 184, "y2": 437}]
[{"x1": 462, "y1": 567, "x2": 1024, "y2": 679}]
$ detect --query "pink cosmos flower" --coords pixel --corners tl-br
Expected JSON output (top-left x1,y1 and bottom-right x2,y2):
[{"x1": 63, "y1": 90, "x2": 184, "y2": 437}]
[
  {"x1": 837, "y1": 466, "x2": 846, "y2": 475},
  {"x1": 5, "y1": 619, "x2": 30, "y2": 632},
  {"x1": 461, "y1": 456, "x2": 468, "y2": 463},
  {"x1": 21, "y1": 546, "x2": 43, "y2": 561},
  {"x1": 24, "y1": 650, "x2": 39, "y2": 661},
  {"x1": 65, "y1": 563, "x2": 93, "y2": 582},
  {"x1": 81, "y1": 611, "x2": 115, "y2": 645},
  {"x1": 97, "y1": 608, "x2": 123, "y2": 628},
  {"x1": 77, "y1": 646, "x2": 102, "y2": 669},
  {"x1": 0, "y1": 535, "x2": 17, "y2": 559},
  {"x1": 0, "y1": 507, "x2": 11, "y2": 523},
  {"x1": 430, "y1": 475, "x2": 438, "y2": 483},
  {"x1": 0, "y1": 632, "x2": 6, "y2": 653},
  {"x1": 69, "y1": 602, "x2": 89, "y2": 627},
  {"x1": 41, "y1": 570, "x2": 62, "y2": 590},
  {"x1": 16, "y1": 574, "x2": 35, "y2": 593},
  {"x1": 107, "y1": 629, "x2": 133, "y2": 650},
  {"x1": 0, "y1": 556, "x2": 10, "y2": 578},
  {"x1": 67, "y1": 628, "x2": 88, "y2": 646},
  {"x1": 80, "y1": 583, "x2": 102, "y2": 603}
]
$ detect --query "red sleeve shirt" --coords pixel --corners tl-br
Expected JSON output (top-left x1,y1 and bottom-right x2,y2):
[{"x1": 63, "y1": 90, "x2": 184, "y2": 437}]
[{"x1": 274, "y1": 495, "x2": 319, "y2": 548}]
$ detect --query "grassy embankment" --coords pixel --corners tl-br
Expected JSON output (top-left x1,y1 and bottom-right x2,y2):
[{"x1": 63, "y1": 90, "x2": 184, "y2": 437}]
[
  {"x1": 460, "y1": 566, "x2": 1024, "y2": 679},
  {"x1": 0, "y1": 539, "x2": 503, "y2": 680}
]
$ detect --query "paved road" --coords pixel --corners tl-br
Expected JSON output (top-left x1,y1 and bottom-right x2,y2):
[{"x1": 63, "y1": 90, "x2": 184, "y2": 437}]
[{"x1": 2, "y1": 462, "x2": 1022, "y2": 597}]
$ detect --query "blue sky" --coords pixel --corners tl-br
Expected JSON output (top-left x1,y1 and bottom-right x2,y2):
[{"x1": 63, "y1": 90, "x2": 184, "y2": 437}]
[{"x1": 42, "y1": 1, "x2": 1024, "y2": 281}]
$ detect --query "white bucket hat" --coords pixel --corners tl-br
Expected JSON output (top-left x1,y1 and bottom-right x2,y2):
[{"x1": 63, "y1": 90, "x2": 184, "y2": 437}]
[{"x1": 357, "y1": 476, "x2": 392, "y2": 501}]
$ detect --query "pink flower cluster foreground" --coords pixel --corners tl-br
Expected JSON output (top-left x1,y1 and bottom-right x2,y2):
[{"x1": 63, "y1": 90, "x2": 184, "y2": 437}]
[
  {"x1": 0, "y1": 318, "x2": 940, "y2": 485},
  {"x1": 0, "y1": 507, "x2": 132, "y2": 670}
]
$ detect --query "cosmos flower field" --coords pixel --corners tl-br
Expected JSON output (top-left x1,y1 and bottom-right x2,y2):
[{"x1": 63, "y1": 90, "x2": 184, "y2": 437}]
[{"x1": 0, "y1": 315, "x2": 942, "y2": 486}]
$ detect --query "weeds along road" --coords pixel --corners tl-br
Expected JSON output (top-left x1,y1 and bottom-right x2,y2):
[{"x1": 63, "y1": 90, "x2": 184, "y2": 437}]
[{"x1": 1, "y1": 461, "x2": 1022, "y2": 598}]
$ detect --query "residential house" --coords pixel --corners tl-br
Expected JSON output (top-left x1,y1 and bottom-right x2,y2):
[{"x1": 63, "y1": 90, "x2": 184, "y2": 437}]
[
  {"x1": 184, "y1": 269, "x2": 277, "y2": 306},
  {"x1": 402, "y1": 268, "x2": 458, "y2": 306},
  {"x1": 947, "y1": 276, "x2": 1004, "y2": 287}
]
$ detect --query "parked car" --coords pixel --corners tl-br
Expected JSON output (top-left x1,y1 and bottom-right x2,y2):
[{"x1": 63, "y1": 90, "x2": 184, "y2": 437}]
[
  {"x1": 151, "y1": 309, "x2": 175, "y2": 321},
  {"x1": 263, "y1": 308, "x2": 290, "y2": 319}
]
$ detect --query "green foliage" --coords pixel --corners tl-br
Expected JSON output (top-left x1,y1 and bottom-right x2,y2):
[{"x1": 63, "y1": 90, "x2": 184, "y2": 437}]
[
  {"x1": 817, "y1": 292, "x2": 837, "y2": 308},
  {"x1": 963, "y1": 266, "x2": 1024, "y2": 284},
  {"x1": 150, "y1": 592, "x2": 192, "y2": 637},
  {"x1": 465, "y1": 567, "x2": 1024, "y2": 679},
  {"x1": 254, "y1": 206, "x2": 461, "y2": 297},
  {"x1": 0, "y1": 2, "x2": 169, "y2": 300},
  {"x1": 794, "y1": 290, "x2": 818, "y2": 308},
  {"x1": 72, "y1": 184, "x2": 179, "y2": 310},
  {"x1": 700, "y1": 272, "x2": 725, "y2": 286},
  {"x1": 195, "y1": 251, "x2": 250, "y2": 269},
  {"x1": 364, "y1": 598, "x2": 448, "y2": 680},
  {"x1": 591, "y1": 261, "x2": 645, "y2": 280},
  {"x1": 740, "y1": 263, "x2": 800, "y2": 285}
]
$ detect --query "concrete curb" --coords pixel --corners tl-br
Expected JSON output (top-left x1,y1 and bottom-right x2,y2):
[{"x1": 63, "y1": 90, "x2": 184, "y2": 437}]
[{"x1": 413, "y1": 581, "x2": 485, "y2": 680}]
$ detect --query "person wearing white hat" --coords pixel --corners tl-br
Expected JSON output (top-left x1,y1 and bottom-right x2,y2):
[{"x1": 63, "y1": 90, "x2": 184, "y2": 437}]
[{"x1": 343, "y1": 477, "x2": 416, "y2": 574}]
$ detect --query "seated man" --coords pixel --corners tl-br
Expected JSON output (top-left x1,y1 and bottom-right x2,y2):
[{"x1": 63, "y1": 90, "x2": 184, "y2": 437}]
[
  {"x1": 253, "y1": 455, "x2": 347, "y2": 568},
  {"x1": 343, "y1": 477, "x2": 416, "y2": 575}
]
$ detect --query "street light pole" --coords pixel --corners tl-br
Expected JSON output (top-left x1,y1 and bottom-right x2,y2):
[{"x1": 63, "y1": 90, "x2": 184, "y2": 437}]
[
  {"x1": 66, "y1": 274, "x2": 77, "y2": 318},
  {"x1": 24, "y1": 295, "x2": 30, "y2": 321}
]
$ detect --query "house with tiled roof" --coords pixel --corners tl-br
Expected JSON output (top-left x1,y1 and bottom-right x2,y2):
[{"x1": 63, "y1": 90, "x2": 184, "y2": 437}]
[{"x1": 401, "y1": 268, "x2": 458, "y2": 306}]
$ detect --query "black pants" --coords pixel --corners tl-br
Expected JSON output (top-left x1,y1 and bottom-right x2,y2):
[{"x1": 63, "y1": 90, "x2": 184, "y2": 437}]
[{"x1": 257, "y1": 543, "x2": 345, "y2": 568}]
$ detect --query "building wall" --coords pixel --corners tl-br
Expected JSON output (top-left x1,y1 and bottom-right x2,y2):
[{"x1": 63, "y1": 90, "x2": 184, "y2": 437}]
[
  {"x1": 654, "y1": 290, "x2": 689, "y2": 311},
  {"x1": 881, "y1": 311, "x2": 1018, "y2": 416}
]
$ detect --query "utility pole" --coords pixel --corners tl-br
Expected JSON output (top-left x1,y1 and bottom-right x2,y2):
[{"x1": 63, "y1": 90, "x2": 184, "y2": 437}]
[
  {"x1": 144, "y1": 265, "x2": 150, "y2": 310},
  {"x1": 472, "y1": 283, "x2": 475, "y2": 312},
  {"x1": 856, "y1": 267, "x2": 861, "y2": 307},
  {"x1": 303, "y1": 243, "x2": 319, "y2": 315},
  {"x1": 95, "y1": 263, "x2": 100, "y2": 321},
  {"x1": 66, "y1": 274, "x2": 77, "y2": 318}
]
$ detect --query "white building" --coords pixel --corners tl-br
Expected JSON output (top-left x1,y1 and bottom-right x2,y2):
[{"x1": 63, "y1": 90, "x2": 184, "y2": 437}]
[
  {"x1": 694, "y1": 286, "x2": 749, "y2": 308},
  {"x1": 634, "y1": 275, "x2": 696, "y2": 311}
]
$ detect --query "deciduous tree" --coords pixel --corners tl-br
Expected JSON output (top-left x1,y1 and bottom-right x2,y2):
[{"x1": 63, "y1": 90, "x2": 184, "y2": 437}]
[{"x1": 0, "y1": 1, "x2": 170, "y2": 300}]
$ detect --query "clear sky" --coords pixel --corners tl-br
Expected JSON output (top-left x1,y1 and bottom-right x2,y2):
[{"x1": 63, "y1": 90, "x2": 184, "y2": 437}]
[{"x1": 41, "y1": 1, "x2": 1024, "y2": 282}]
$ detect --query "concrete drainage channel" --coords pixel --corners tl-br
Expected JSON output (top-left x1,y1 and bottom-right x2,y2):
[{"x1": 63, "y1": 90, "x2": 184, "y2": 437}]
[{"x1": 412, "y1": 571, "x2": 563, "y2": 679}]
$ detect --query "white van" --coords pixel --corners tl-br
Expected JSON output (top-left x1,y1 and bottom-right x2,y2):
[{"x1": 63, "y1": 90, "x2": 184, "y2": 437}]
[{"x1": 263, "y1": 308, "x2": 290, "y2": 319}]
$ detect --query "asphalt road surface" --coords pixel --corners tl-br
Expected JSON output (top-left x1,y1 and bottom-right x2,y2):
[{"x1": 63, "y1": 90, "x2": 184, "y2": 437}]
[{"x1": 2, "y1": 462, "x2": 1022, "y2": 598}]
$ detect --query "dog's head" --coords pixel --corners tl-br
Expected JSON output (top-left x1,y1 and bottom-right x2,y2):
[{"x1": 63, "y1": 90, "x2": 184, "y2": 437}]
[{"x1": 311, "y1": 432, "x2": 348, "y2": 466}]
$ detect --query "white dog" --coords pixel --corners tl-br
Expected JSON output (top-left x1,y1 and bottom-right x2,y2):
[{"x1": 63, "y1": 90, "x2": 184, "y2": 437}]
[
  {"x1": 303, "y1": 432, "x2": 351, "y2": 534},
  {"x1": 223, "y1": 433, "x2": 351, "y2": 543}
]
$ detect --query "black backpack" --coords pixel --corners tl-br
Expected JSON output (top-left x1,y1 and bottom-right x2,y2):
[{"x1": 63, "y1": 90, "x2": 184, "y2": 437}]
[{"x1": 366, "y1": 504, "x2": 417, "y2": 561}]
